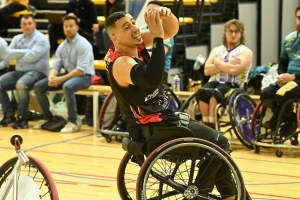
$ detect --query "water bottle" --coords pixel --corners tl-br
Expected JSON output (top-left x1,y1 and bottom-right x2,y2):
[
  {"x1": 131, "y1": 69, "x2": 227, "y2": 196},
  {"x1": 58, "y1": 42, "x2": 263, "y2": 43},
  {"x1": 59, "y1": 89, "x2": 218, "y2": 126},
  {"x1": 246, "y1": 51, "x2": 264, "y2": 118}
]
[{"x1": 173, "y1": 75, "x2": 180, "y2": 92}]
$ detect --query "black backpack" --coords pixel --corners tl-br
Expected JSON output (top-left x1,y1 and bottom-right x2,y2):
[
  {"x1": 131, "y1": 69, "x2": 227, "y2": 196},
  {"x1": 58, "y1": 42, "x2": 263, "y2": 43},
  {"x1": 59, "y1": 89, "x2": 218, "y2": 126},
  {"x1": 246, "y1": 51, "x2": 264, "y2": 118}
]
[{"x1": 41, "y1": 116, "x2": 67, "y2": 132}]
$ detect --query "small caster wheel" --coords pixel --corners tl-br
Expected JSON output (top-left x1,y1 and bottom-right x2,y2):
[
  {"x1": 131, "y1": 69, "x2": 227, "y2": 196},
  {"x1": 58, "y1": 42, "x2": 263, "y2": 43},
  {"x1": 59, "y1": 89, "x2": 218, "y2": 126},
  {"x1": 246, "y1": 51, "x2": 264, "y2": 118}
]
[
  {"x1": 276, "y1": 149, "x2": 283, "y2": 157},
  {"x1": 10, "y1": 135, "x2": 23, "y2": 146},
  {"x1": 106, "y1": 135, "x2": 112, "y2": 143},
  {"x1": 254, "y1": 145, "x2": 260, "y2": 154}
]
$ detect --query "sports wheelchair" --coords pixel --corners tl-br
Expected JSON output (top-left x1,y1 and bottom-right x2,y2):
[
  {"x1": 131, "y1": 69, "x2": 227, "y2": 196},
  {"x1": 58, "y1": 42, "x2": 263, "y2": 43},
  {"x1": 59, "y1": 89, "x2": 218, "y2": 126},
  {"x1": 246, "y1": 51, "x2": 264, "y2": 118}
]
[
  {"x1": 250, "y1": 98, "x2": 300, "y2": 157},
  {"x1": 97, "y1": 87, "x2": 182, "y2": 143},
  {"x1": 179, "y1": 88, "x2": 257, "y2": 149},
  {"x1": 117, "y1": 125, "x2": 250, "y2": 199}
]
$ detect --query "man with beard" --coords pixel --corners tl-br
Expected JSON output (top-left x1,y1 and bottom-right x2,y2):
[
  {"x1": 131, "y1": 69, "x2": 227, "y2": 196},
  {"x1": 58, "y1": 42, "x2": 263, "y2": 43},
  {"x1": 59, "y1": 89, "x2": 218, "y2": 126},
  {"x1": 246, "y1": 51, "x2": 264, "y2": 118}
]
[
  {"x1": 34, "y1": 15, "x2": 94, "y2": 133},
  {"x1": 260, "y1": 6, "x2": 300, "y2": 145},
  {"x1": 105, "y1": 10, "x2": 237, "y2": 199},
  {"x1": 197, "y1": 19, "x2": 253, "y2": 128}
]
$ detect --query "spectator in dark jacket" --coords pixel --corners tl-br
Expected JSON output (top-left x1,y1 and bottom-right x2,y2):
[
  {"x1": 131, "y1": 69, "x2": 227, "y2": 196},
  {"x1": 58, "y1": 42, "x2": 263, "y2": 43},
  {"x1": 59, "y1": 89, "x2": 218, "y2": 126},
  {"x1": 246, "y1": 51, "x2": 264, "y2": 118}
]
[
  {"x1": 92, "y1": 0, "x2": 125, "y2": 54},
  {"x1": 48, "y1": 0, "x2": 97, "y2": 56}
]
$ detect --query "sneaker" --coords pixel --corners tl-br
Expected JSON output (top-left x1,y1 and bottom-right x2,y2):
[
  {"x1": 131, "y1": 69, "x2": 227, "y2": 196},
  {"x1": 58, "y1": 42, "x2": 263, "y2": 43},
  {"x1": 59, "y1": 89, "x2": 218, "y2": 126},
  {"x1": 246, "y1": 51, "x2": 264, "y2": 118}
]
[
  {"x1": 11, "y1": 115, "x2": 28, "y2": 129},
  {"x1": 60, "y1": 122, "x2": 80, "y2": 133},
  {"x1": 0, "y1": 114, "x2": 16, "y2": 127},
  {"x1": 33, "y1": 120, "x2": 47, "y2": 129}
]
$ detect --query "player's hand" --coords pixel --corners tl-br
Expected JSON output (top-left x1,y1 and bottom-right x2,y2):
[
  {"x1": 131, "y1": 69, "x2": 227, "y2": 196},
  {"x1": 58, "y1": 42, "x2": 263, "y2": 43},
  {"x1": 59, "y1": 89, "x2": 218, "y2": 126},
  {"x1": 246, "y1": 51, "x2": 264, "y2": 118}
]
[
  {"x1": 144, "y1": 9, "x2": 163, "y2": 38},
  {"x1": 156, "y1": 6, "x2": 171, "y2": 20},
  {"x1": 277, "y1": 73, "x2": 295, "y2": 86}
]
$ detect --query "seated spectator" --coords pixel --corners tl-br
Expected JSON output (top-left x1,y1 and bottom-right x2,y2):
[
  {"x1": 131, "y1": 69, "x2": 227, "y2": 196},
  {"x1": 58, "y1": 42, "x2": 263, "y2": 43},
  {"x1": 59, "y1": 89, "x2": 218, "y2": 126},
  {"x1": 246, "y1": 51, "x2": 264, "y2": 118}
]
[
  {"x1": 197, "y1": 19, "x2": 253, "y2": 128},
  {"x1": 0, "y1": 15, "x2": 49, "y2": 128},
  {"x1": 139, "y1": 1, "x2": 174, "y2": 86},
  {"x1": 92, "y1": 0, "x2": 125, "y2": 54},
  {"x1": 34, "y1": 15, "x2": 95, "y2": 133},
  {"x1": 260, "y1": 5, "x2": 300, "y2": 144},
  {"x1": 0, "y1": 36, "x2": 9, "y2": 76},
  {"x1": 0, "y1": 0, "x2": 28, "y2": 37},
  {"x1": 48, "y1": 0, "x2": 97, "y2": 56}
]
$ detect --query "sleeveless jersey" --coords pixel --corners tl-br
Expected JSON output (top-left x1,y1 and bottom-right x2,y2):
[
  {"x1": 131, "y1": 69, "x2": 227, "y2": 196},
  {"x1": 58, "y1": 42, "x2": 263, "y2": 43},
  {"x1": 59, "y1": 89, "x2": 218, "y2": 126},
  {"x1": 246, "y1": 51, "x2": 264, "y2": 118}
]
[
  {"x1": 209, "y1": 44, "x2": 252, "y2": 88},
  {"x1": 105, "y1": 45, "x2": 178, "y2": 126}
]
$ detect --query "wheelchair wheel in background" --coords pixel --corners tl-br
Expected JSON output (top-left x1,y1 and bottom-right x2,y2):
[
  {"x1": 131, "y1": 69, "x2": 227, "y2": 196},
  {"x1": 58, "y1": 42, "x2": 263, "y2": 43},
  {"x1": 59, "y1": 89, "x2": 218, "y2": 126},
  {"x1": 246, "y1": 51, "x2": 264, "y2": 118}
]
[
  {"x1": 98, "y1": 92, "x2": 127, "y2": 142},
  {"x1": 117, "y1": 152, "x2": 144, "y2": 200},
  {"x1": 297, "y1": 101, "x2": 300, "y2": 129},
  {"x1": 250, "y1": 101, "x2": 264, "y2": 139},
  {"x1": 179, "y1": 90, "x2": 202, "y2": 121},
  {"x1": 0, "y1": 156, "x2": 59, "y2": 200},
  {"x1": 165, "y1": 87, "x2": 182, "y2": 111},
  {"x1": 250, "y1": 101, "x2": 284, "y2": 153},
  {"x1": 230, "y1": 93, "x2": 256, "y2": 149},
  {"x1": 136, "y1": 138, "x2": 246, "y2": 200}
]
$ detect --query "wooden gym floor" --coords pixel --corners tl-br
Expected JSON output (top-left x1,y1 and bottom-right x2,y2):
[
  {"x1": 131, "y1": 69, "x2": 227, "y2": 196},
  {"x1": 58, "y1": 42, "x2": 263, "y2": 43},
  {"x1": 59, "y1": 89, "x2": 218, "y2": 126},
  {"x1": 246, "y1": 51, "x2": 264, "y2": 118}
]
[{"x1": 0, "y1": 119, "x2": 299, "y2": 200}]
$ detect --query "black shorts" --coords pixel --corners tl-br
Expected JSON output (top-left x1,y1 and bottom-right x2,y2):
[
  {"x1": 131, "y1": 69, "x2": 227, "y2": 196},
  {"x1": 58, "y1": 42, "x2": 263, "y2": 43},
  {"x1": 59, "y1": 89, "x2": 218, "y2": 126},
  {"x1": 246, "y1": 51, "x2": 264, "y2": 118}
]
[{"x1": 197, "y1": 81, "x2": 239, "y2": 103}]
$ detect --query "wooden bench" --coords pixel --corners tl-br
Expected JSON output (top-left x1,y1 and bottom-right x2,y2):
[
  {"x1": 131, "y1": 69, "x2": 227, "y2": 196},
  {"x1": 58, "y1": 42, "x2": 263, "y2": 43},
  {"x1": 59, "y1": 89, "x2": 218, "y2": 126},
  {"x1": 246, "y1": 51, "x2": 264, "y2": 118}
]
[{"x1": 10, "y1": 59, "x2": 109, "y2": 132}]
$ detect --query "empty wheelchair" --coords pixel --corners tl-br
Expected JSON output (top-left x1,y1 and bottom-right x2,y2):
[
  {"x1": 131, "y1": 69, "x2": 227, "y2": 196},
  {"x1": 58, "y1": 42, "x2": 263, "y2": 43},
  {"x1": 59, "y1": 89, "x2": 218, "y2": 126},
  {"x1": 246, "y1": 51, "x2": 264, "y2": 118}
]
[
  {"x1": 117, "y1": 125, "x2": 250, "y2": 199},
  {"x1": 250, "y1": 98, "x2": 300, "y2": 157},
  {"x1": 180, "y1": 88, "x2": 257, "y2": 149},
  {"x1": 98, "y1": 87, "x2": 182, "y2": 143}
]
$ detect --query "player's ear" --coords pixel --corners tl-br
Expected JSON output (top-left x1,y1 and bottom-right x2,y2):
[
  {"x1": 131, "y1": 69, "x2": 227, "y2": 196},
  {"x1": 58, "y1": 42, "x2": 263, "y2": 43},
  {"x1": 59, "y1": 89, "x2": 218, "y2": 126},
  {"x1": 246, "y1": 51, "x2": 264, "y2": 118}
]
[{"x1": 111, "y1": 35, "x2": 119, "y2": 43}]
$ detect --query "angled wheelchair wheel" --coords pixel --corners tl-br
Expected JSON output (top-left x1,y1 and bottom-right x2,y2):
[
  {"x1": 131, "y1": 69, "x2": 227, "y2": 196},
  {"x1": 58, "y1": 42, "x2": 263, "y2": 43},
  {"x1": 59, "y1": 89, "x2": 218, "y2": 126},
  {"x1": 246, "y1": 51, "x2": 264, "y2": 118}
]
[
  {"x1": 0, "y1": 156, "x2": 59, "y2": 200},
  {"x1": 165, "y1": 87, "x2": 182, "y2": 111},
  {"x1": 230, "y1": 93, "x2": 256, "y2": 149},
  {"x1": 98, "y1": 92, "x2": 127, "y2": 141},
  {"x1": 180, "y1": 90, "x2": 202, "y2": 121},
  {"x1": 250, "y1": 101, "x2": 263, "y2": 139},
  {"x1": 117, "y1": 152, "x2": 144, "y2": 200},
  {"x1": 136, "y1": 138, "x2": 246, "y2": 200},
  {"x1": 250, "y1": 101, "x2": 277, "y2": 147}
]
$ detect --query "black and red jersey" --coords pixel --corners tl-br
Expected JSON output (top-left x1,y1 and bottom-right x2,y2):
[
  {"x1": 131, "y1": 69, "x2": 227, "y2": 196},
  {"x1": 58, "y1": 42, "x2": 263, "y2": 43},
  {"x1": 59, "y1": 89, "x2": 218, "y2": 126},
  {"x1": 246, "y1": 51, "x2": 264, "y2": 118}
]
[{"x1": 105, "y1": 44, "x2": 178, "y2": 126}]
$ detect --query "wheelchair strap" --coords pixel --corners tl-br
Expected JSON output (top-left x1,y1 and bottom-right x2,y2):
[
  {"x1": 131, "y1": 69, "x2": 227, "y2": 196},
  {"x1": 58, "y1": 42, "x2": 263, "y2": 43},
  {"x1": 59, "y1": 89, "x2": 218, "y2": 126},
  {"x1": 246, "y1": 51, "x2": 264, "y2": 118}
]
[{"x1": 175, "y1": 112, "x2": 190, "y2": 127}]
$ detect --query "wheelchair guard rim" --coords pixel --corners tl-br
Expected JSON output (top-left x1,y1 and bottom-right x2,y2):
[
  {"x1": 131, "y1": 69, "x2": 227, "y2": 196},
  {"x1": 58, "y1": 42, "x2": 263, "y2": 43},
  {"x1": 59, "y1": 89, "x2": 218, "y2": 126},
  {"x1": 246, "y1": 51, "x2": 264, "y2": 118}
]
[{"x1": 136, "y1": 137, "x2": 245, "y2": 200}]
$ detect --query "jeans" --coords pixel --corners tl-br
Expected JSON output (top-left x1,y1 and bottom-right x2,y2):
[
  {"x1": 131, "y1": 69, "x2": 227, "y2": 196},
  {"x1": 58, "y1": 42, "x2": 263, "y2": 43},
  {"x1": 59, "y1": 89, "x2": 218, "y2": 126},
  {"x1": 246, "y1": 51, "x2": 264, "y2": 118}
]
[
  {"x1": 0, "y1": 70, "x2": 46, "y2": 118},
  {"x1": 34, "y1": 74, "x2": 92, "y2": 123}
]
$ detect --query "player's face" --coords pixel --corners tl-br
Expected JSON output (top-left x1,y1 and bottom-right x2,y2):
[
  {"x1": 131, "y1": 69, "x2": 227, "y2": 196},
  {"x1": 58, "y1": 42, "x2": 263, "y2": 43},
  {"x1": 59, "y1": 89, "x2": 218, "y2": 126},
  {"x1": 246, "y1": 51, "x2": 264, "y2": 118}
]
[
  {"x1": 296, "y1": 10, "x2": 300, "y2": 33},
  {"x1": 225, "y1": 24, "x2": 242, "y2": 46},
  {"x1": 114, "y1": 14, "x2": 143, "y2": 46}
]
